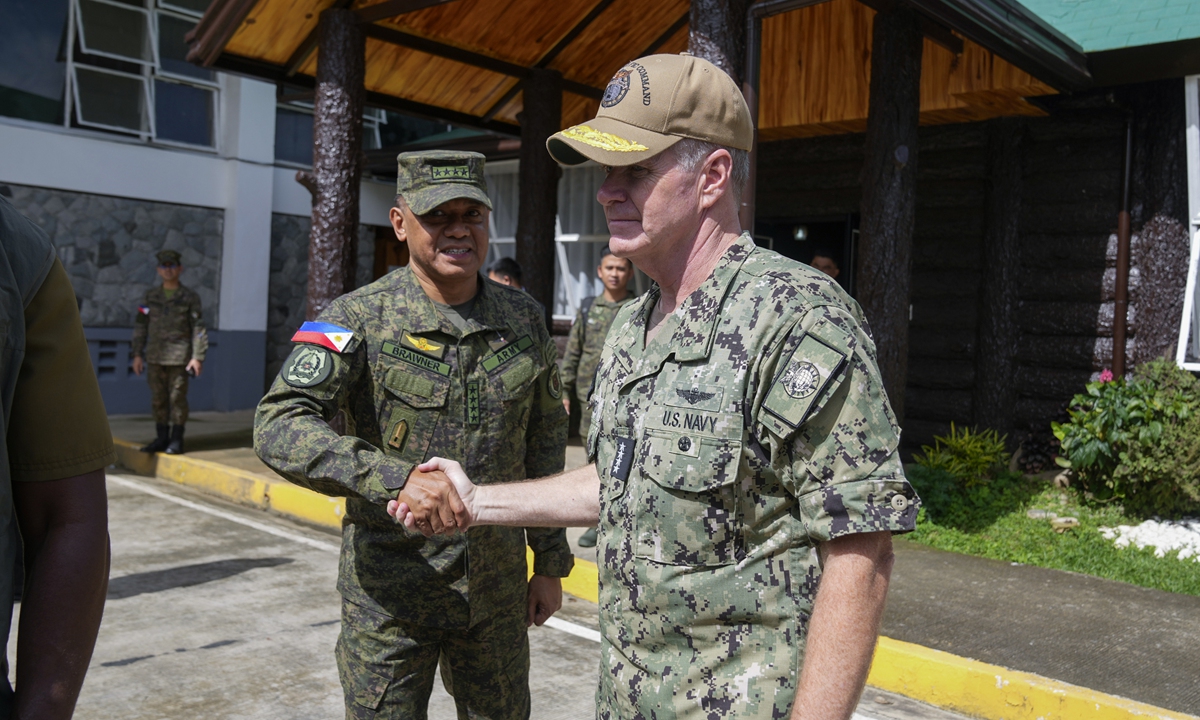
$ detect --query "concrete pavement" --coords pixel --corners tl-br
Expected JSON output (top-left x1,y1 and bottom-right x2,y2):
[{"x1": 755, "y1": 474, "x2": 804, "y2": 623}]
[
  {"x1": 106, "y1": 411, "x2": 1200, "y2": 720},
  {"x1": 21, "y1": 472, "x2": 975, "y2": 720}
]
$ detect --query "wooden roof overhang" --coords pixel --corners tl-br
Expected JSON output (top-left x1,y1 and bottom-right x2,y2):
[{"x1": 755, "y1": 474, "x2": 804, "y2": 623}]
[{"x1": 186, "y1": 0, "x2": 1091, "y2": 141}]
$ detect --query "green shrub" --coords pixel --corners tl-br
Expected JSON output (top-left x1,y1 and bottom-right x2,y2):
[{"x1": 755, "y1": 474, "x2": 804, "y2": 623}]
[
  {"x1": 907, "y1": 464, "x2": 1038, "y2": 532},
  {"x1": 1052, "y1": 359, "x2": 1200, "y2": 517},
  {"x1": 912, "y1": 423, "x2": 1009, "y2": 487}
]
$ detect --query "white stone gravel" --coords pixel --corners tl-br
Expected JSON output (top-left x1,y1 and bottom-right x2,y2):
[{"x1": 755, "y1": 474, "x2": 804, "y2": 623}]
[{"x1": 1098, "y1": 518, "x2": 1200, "y2": 562}]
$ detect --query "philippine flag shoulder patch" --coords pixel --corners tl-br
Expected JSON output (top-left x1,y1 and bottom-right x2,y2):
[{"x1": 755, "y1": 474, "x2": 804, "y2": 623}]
[
  {"x1": 291, "y1": 321, "x2": 355, "y2": 353},
  {"x1": 138, "y1": 305, "x2": 150, "y2": 315}
]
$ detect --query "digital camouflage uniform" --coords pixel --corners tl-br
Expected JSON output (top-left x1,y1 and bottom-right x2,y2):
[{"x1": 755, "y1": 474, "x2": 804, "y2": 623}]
[
  {"x1": 131, "y1": 283, "x2": 207, "y2": 426},
  {"x1": 560, "y1": 291, "x2": 635, "y2": 438},
  {"x1": 254, "y1": 266, "x2": 572, "y2": 720},
  {"x1": 586, "y1": 234, "x2": 920, "y2": 719}
]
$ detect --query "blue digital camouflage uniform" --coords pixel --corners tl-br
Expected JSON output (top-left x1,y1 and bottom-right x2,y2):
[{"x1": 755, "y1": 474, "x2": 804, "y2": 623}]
[
  {"x1": 586, "y1": 234, "x2": 920, "y2": 719},
  {"x1": 254, "y1": 266, "x2": 572, "y2": 719}
]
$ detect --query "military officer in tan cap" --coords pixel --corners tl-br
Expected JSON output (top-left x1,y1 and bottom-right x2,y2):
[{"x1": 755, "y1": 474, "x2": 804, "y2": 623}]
[
  {"x1": 254, "y1": 150, "x2": 572, "y2": 720},
  {"x1": 396, "y1": 54, "x2": 920, "y2": 720}
]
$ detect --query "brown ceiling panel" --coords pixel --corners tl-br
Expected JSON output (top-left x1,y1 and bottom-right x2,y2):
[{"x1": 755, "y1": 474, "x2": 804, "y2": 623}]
[
  {"x1": 225, "y1": 0, "x2": 334, "y2": 65},
  {"x1": 362, "y1": 38, "x2": 514, "y2": 117},
  {"x1": 374, "y1": 0, "x2": 604, "y2": 69},
  {"x1": 547, "y1": 0, "x2": 688, "y2": 87}
]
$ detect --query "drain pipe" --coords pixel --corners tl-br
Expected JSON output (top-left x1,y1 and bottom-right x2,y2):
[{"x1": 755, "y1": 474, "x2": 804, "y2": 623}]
[
  {"x1": 741, "y1": 0, "x2": 828, "y2": 234},
  {"x1": 1112, "y1": 115, "x2": 1133, "y2": 377}
]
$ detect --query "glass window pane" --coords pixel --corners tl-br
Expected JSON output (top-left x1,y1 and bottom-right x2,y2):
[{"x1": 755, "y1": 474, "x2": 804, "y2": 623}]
[
  {"x1": 274, "y1": 107, "x2": 314, "y2": 165},
  {"x1": 74, "y1": 65, "x2": 147, "y2": 132},
  {"x1": 78, "y1": 0, "x2": 152, "y2": 65},
  {"x1": 154, "y1": 79, "x2": 212, "y2": 145},
  {"x1": 158, "y1": 12, "x2": 212, "y2": 81},
  {"x1": 159, "y1": 0, "x2": 209, "y2": 15},
  {"x1": 0, "y1": 0, "x2": 69, "y2": 124}
]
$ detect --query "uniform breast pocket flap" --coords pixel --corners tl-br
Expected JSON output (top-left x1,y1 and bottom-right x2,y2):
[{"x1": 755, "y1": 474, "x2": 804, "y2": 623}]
[
  {"x1": 634, "y1": 429, "x2": 743, "y2": 567},
  {"x1": 383, "y1": 365, "x2": 450, "y2": 409},
  {"x1": 495, "y1": 354, "x2": 541, "y2": 401}
]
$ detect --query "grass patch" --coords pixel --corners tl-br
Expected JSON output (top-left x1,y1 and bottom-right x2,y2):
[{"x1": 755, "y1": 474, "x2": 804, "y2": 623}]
[{"x1": 906, "y1": 465, "x2": 1200, "y2": 597}]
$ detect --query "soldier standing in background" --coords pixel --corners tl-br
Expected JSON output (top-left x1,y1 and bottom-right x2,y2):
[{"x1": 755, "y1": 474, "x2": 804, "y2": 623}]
[
  {"x1": 131, "y1": 249, "x2": 208, "y2": 455},
  {"x1": 560, "y1": 246, "x2": 635, "y2": 548},
  {"x1": 254, "y1": 151, "x2": 571, "y2": 719}
]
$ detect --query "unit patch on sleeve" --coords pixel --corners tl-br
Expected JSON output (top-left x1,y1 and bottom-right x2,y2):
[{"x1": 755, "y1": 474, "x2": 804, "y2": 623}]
[
  {"x1": 282, "y1": 345, "x2": 333, "y2": 388},
  {"x1": 762, "y1": 331, "x2": 847, "y2": 429},
  {"x1": 547, "y1": 364, "x2": 563, "y2": 399}
]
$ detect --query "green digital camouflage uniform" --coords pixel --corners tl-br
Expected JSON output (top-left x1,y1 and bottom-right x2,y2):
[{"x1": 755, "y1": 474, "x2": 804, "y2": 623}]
[
  {"x1": 586, "y1": 234, "x2": 920, "y2": 719},
  {"x1": 254, "y1": 266, "x2": 572, "y2": 720},
  {"x1": 560, "y1": 291, "x2": 635, "y2": 438},
  {"x1": 131, "y1": 283, "x2": 207, "y2": 425}
]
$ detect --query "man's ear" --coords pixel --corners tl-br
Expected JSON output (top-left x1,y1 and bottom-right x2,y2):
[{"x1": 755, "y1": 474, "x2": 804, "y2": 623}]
[
  {"x1": 698, "y1": 149, "x2": 733, "y2": 211},
  {"x1": 390, "y1": 206, "x2": 408, "y2": 243}
]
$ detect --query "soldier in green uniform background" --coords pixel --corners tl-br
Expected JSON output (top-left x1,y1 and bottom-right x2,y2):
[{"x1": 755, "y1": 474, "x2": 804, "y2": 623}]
[
  {"x1": 254, "y1": 151, "x2": 572, "y2": 720},
  {"x1": 559, "y1": 246, "x2": 635, "y2": 548},
  {"x1": 131, "y1": 249, "x2": 207, "y2": 455},
  {"x1": 398, "y1": 55, "x2": 920, "y2": 720}
]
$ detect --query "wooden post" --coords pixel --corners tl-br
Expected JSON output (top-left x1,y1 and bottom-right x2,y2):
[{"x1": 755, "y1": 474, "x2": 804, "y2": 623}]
[
  {"x1": 856, "y1": 4, "x2": 922, "y2": 423},
  {"x1": 297, "y1": 8, "x2": 364, "y2": 321},
  {"x1": 689, "y1": 0, "x2": 750, "y2": 85},
  {"x1": 515, "y1": 68, "x2": 562, "y2": 329},
  {"x1": 973, "y1": 118, "x2": 1023, "y2": 438}
]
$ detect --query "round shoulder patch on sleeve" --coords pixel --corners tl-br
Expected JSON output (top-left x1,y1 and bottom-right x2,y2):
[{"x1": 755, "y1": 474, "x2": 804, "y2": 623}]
[
  {"x1": 548, "y1": 363, "x2": 563, "y2": 399},
  {"x1": 282, "y1": 345, "x2": 333, "y2": 388}
]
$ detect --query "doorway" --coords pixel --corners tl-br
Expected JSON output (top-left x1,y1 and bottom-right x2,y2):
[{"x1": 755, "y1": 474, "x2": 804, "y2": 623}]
[{"x1": 754, "y1": 214, "x2": 858, "y2": 296}]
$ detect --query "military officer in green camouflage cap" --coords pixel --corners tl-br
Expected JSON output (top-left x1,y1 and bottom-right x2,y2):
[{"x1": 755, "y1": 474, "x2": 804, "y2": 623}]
[
  {"x1": 397, "y1": 54, "x2": 920, "y2": 720},
  {"x1": 131, "y1": 248, "x2": 207, "y2": 455},
  {"x1": 254, "y1": 150, "x2": 572, "y2": 720}
]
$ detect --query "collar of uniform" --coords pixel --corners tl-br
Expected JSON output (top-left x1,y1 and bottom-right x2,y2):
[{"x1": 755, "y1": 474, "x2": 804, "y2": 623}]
[
  {"x1": 666, "y1": 233, "x2": 755, "y2": 362},
  {"x1": 395, "y1": 266, "x2": 508, "y2": 337}
]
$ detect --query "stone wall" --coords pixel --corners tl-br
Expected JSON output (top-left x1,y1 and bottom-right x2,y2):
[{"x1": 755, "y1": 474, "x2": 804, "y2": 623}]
[
  {"x1": 266, "y1": 213, "x2": 378, "y2": 386},
  {"x1": 4, "y1": 182, "x2": 223, "y2": 328},
  {"x1": 3, "y1": 183, "x2": 222, "y2": 328}
]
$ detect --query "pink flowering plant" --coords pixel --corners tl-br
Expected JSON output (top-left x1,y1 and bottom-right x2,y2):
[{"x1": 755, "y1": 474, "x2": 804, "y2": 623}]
[{"x1": 1053, "y1": 363, "x2": 1189, "y2": 504}]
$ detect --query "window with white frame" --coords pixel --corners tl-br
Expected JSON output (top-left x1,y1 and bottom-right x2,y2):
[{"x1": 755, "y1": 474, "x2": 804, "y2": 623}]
[
  {"x1": 51, "y1": 0, "x2": 218, "y2": 147},
  {"x1": 273, "y1": 102, "x2": 389, "y2": 167}
]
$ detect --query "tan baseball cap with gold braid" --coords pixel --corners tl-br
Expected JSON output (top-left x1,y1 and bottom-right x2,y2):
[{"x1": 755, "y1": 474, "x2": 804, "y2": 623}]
[{"x1": 546, "y1": 53, "x2": 753, "y2": 167}]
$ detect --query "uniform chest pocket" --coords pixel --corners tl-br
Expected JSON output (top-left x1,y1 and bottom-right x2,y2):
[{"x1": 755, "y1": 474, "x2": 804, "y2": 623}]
[
  {"x1": 383, "y1": 365, "x2": 450, "y2": 409},
  {"x1": 634, "y1": 428, "x2": 743, "y2": 567},
  {"x1": 492, "y1": 353, "x2": 541, "y2": 403}
]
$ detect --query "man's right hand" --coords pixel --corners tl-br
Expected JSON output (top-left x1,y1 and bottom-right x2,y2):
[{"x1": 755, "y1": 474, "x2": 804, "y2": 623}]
[
  {"x1": 131, "y1": 356, "x2": 145, "y2": 375},
  {"x1": 388, "y1": 458, "x2": 476, "y2": 535},
  {"x1": 393, "y1": 468, "x2": 466, "y2": 536}
]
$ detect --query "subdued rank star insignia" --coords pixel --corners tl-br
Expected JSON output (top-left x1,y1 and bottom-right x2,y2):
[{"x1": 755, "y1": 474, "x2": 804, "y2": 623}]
[{"x1": 676, "y1": 387, "x2": 716, "y2": 405}]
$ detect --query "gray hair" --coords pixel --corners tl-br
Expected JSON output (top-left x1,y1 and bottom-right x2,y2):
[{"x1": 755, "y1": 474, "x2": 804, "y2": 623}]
[{"x1": 671, "y1": 138, "x2": 750, "y2": 201}]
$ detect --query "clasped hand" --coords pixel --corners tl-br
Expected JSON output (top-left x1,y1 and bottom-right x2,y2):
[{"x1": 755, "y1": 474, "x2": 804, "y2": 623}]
[{"x1": 387, "y1": 458, "x2": 476, "y2": 536}]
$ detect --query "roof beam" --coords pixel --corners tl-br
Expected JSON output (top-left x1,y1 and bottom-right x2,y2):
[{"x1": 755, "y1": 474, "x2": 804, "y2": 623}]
[
  {"x1": 355, "y1": 0, "x2": 461, "y2": 24},
  {"x1": 857, "y1": 0, "x2": 963, "y2": 54},
  {"x1": 362, "y1": 24, "x2": 604, "y2": 99},
  {"x1": 185, "y1": 0, "x2": 259, "y2": 66},
  {"x1": 640, "y1": 10, "x2": 689, "y2": 57}
]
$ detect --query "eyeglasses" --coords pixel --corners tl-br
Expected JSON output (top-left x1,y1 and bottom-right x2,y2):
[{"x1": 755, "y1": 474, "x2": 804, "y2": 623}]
[{"x1": 158, "y1": 263, "x2": 180, "y2": 269}]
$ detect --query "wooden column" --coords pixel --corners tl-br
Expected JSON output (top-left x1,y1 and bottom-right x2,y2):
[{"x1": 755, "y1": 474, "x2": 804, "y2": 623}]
[
  {"x1": 515, "y1": 68, "x2": 562, "y2": 329},
  {"x1": 973, "y1": 118, "x2": 1023, "y2": 438},
  {"x1": 689, "y1": 0, "x2": 750, "y2": 84},
  {"x1": 856, "y1": 4, "x2": 922, "y2": 423},
  {"x1": 298, "y1": 8, "x2": 364, "y2": 320}
]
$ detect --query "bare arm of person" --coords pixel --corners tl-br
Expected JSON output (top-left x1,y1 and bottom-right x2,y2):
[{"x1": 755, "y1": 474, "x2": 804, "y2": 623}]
[
  {"x1": 387, "y1": 458, "x2": 600, "y2": 532},
  {"x1": 789, "y1": 531, "x2": 894, "y2": 720},
  {"x1": 12, "y1": 470, "x2": 110, "y2": 720}
]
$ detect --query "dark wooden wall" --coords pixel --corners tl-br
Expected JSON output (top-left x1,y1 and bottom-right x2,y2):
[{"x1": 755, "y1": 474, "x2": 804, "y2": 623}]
[{"x1": 756, "y1": 78, "x2": 1187, "y2": 453}]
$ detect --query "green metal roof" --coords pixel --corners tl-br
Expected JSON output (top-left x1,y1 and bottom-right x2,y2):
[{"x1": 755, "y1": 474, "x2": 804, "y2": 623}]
[{"x1": 1019, "y1": 0, "x2": 1200, "y2": 53}]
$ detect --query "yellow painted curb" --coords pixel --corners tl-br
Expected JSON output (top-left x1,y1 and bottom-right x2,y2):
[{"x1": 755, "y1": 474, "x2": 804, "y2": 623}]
[
  {"x1": 267, "y1": 481, "x2": 345, "y2": 530},
  {"x1": 868, "y1": 636, "x2": 1197, "y2": 720}
]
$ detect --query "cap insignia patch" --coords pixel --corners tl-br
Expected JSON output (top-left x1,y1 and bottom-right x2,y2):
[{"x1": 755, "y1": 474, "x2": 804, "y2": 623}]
[
  {"x1": 560, "y1": 125, "x2": 649, "y2": 152},
  {"x1": 429, "y1": 164, "x2": 471, "y2": 182},
  {"x1": 601, "y1": 69, "x2": 631, "y2": 108}
]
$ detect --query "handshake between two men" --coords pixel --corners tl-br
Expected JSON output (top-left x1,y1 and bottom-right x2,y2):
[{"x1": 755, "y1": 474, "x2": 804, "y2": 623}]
[{"x1": 388, "y1": 457, "x2": 603, "y2": 537}]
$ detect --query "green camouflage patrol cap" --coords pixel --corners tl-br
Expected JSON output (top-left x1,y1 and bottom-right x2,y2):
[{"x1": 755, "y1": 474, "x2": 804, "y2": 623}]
[
  {"x1": 156, "y1": 249, "x2": 182, "y2": 265},
  {"x1": 396, "y1": 150, "x2": 492, "y2": 215}
]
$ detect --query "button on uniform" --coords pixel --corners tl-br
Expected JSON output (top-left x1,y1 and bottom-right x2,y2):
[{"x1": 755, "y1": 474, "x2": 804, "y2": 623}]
[{"x1": 891, "y1": 494, "x2": 910, "y2": 511}]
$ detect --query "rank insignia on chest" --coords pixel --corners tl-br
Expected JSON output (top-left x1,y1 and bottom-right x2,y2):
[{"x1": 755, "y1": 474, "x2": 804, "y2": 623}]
[
  {"x1": 400, "y1": 331, "x2": 447, "y2": 359},
  {"x1": 291, "y1": 321, "x2": 355, "y2": 353}
]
